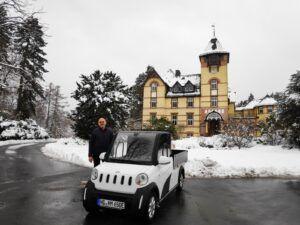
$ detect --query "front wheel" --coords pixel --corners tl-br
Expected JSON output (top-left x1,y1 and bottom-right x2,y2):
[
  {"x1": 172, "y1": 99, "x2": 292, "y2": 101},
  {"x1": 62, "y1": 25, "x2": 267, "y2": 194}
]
[
  {"x1": 83, "y1": 185, "x2": 99, "y2": 215},
  {"x1": 176, "y1": 171, "x2": 184, "y2": 192},
  {"x1": 142, "y1": 192, "x2": 158, "y2": 221}
]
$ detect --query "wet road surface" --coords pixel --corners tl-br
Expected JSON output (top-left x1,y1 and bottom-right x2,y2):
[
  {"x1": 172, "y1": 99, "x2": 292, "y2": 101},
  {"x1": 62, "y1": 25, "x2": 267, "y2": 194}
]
[{"x1": 0, "y1": 143, "x2": 300, "y2": 225}]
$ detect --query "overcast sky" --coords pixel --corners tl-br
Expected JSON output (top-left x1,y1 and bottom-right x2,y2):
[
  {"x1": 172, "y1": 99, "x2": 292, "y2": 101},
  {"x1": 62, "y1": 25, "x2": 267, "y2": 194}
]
[{"x1": 31, "y1": 0, "x2": 300, "y2": 109}]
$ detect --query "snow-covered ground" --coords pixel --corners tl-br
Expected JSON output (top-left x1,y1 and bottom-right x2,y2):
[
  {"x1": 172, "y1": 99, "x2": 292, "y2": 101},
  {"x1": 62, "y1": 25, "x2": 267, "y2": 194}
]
[
  {"x1": 0, "y1": 139, "x2": 53, "y2": 147},
  {"x1": 41, "y1": 137, "x2": 300, "y2": 178}
]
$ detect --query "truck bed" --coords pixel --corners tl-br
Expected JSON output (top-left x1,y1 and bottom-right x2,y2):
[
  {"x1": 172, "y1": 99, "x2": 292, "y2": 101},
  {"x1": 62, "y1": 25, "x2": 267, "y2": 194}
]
[{"x1": 171, "y1": 149, "x2": 188, "y2": 168}]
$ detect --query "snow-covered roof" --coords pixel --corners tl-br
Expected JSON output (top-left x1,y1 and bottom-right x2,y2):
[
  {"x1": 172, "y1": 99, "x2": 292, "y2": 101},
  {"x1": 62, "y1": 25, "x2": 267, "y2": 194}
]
[
  {"x1": 199, "y1": 36, "x2": 229, "y2": 57},
  {"x1": 236, "y1": 97, "x2": 277, "y2": 111},
  {"x1": 256, "y1": 97, "x2": 277, "y2": 107},
  {"x1": 156, "y1": 69, "x2": 200, "y2": 87}
]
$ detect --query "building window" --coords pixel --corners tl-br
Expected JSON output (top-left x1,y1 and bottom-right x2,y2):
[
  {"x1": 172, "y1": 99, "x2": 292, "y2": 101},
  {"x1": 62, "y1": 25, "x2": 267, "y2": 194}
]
[
  {"x1": 150, "y1": 82, "x2": 158, "y2": 92},
  {"x1": 171, "y1": 114, "x2": 177, "y2": 125},
  {"x1": 211, "y1": 79, "x2": 218, "y2": 90},
  {"x1": 150, "y1": 97, "x2": 157, "y2": 108},
  {"x1": 187, "y1": 97, "x2": 194, "y2": 107},
  {"x1": 258, "y1": 106, "x2": 264, "y2": 114},
  {"x1": 267, "y1": 105, "x2": 273, "y2": 113},
  {"x1": 211, "y1": 96, "x2": 218, "y2": 107},
  {"x1": 187, "y1": 113, "x2": 193, "y2": 126},
  {"x1": 186, "y1": 133, "x2": 193, "y2": 138},
  {"x1": 150, "y1": 113, "x2": 156, "y2": 123},
  {"x1": 171, "y1": 98, "x2": 178, "y2": 108}
]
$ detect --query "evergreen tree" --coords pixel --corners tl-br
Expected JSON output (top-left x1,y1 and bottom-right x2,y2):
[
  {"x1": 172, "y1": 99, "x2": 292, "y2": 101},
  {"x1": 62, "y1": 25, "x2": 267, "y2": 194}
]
[
  {"x1": 248, "y1": 93, "x2": 254, "y2": 103},
  {"x1": 49, "y1": 86, "x2": 65, "y2": 138},
  {"x1": 143, "y1": 117, "x2": 178, "y2": 139},
  {"x1": 129, "y1": 72, "x2": 147, "y2": 120},
  {"x1": 237, "y1": 93, "x2": 255, "y2": 107},
  {"x1": 15, "y1": 16, "x2": 47, "y2": 119},
  {"x1": 277, "y1": 71, "x2": 300, "y2": 147},
  {"x1": 71, "y1": 70, "x2": 129, "y2": 139},
  {"x1": 0, "y1": 4, "x2": 12, "y2": 64}
]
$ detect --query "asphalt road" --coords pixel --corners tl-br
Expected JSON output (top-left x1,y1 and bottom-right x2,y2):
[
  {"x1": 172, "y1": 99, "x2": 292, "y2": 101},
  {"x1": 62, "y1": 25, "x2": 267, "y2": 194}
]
[{"x1": 0, "y1": 143, "x2": 300, "y2": 225}]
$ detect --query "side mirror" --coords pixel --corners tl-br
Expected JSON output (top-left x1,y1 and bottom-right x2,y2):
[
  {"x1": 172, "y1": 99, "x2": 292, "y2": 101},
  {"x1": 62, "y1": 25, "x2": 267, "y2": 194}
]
[
  {"x1": 158, "y1": 156, "x2": 171, "y2": 165},
  {"x1": 100, "y1": 152, "x2": 106, "y2": 160}
]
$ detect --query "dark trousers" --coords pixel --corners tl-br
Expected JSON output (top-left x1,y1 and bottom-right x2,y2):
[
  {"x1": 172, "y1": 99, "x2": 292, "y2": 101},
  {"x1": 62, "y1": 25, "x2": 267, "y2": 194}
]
[{"x1": 93, "y1": 155, "x2": 100, "y2": 167}]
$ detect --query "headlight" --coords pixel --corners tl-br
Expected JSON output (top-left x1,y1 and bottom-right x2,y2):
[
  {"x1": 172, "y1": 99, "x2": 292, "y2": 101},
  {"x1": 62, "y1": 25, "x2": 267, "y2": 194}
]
[
  {"x1": 135, "y1": 173, "x2": 148, "y2": 186},
  {"x1": 91, "y1": 168, "x2": 98, "y2": 180}
]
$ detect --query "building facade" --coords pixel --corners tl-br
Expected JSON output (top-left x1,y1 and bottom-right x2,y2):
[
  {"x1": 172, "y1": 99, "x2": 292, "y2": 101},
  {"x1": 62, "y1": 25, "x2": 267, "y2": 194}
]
[{"x1": 142, "y1": 34, "x2": 276, "y2": 138}]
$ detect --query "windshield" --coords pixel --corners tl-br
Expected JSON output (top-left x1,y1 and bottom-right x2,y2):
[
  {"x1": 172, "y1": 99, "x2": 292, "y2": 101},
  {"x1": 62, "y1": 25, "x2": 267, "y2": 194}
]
[{"x1": 107, "y1": 132, "x2": 156, "y2": 164}]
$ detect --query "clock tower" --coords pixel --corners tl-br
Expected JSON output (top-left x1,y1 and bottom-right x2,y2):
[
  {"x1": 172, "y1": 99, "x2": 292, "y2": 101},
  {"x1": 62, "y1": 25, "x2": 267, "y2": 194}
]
[{"x1": 199, "y1": 28, "x2": 230, "y2": 136}]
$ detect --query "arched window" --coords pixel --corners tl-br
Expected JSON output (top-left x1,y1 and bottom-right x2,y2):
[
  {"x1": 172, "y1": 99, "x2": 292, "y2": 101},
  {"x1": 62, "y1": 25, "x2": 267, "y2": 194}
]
[
  {"x1": 150, "y1": 82, "x2": 158, "y2": 92},
  {"x1": 210, "y1": 79, "x2": 218, "y2": 90}
]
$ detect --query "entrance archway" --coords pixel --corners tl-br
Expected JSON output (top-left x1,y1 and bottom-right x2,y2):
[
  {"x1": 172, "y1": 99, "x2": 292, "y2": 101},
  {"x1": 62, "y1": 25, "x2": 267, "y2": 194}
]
[{"x1": 205, "y1": 111, "x2": 223, "y2": 136}]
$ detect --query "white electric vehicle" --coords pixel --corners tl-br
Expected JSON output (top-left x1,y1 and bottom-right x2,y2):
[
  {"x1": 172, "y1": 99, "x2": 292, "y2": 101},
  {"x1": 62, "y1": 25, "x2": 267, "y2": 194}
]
[{"x1": 83, "y1": 131, "x2": 187, "y2": 221}]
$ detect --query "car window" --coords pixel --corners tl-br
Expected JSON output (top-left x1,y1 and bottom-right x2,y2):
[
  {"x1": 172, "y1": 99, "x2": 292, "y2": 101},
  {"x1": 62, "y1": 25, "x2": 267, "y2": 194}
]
[
  {"x1": 157, "y1": 133, "x2": 171, "y2": 158},
  {"x1": 108, "y1": 132, "x2": 156, "y2": 163}
]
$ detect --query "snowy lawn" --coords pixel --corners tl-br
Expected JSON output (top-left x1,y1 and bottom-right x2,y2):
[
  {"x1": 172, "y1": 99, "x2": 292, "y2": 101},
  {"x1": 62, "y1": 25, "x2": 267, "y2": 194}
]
[{"x1": 41, "y1": 137, "x2": 300, "y2": 178}]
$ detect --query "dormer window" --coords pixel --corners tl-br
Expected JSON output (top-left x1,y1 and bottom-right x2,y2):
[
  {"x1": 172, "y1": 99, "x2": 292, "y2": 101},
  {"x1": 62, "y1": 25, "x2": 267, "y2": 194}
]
[
  {"x1": 184, "y1": 82, "x2": 194, "y2": 93},
  {"x1": 172, "y1": 82, "x2": 182, "y2": 93}
]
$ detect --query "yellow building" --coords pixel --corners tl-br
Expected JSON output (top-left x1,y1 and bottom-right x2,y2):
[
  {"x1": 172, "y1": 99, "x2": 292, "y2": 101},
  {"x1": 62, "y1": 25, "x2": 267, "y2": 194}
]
[
  {"x1": 142, "y1": 33, "x2": 277, "y2": 138},
  {"x1": 142, "y1": 33, "x2": 230, "y2": 137},
  {"x1": 235, "y1": 96, "x2": 277, "y2": 123}
]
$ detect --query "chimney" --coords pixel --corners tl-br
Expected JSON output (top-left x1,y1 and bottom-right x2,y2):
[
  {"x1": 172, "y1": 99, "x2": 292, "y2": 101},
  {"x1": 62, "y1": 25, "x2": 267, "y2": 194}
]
[{"x1": 175, "y1": 70, "x2": 181, "y2": 77}]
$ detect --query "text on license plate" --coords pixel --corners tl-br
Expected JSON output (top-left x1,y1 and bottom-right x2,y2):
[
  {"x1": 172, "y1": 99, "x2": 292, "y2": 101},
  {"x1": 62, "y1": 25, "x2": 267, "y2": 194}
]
[{"x1": 97, "y1": 199, "x2": 125, "y2": 210}]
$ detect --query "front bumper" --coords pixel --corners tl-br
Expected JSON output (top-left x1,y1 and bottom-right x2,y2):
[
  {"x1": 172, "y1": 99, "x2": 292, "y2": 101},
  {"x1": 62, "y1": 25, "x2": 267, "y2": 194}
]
[{"x1": 83, "y1": 180, "x2": 151, "y2": 214}]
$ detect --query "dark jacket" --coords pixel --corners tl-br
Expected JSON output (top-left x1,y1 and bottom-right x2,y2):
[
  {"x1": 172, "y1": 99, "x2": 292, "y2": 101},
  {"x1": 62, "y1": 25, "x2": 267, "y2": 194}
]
[{"x1": 88, "y1": 127, "x2": 114, "y2": 157}]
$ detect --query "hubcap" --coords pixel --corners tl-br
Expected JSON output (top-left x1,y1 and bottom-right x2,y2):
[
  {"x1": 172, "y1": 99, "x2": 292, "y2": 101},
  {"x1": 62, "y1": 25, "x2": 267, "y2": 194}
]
[{"x1": 148, "y1": 196, "x2": 156, "y2": 219}]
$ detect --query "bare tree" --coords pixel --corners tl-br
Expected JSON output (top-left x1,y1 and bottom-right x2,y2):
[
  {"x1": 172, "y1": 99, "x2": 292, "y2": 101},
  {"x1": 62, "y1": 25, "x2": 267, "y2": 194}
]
[{"x1": 222, "y1": 118, "x2": 258, "y2": 149}]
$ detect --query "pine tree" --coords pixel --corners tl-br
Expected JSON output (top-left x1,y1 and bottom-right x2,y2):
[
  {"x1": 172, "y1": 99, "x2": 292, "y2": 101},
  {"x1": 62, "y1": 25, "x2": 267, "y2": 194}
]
[
  {"x1": 71, "y1": 70, "x2": 129, "y2": 139},
  {"x1": 0, "y1": 4, "x2": 12, "y2": 64},
  {"x1": 0, "y1": 4, "x2": 12, "y2": 112},
  {"x1": 15, "y1": 16, "x2": 47, "y2": 119},
  {"x1": 49, "y1": 86, "x2": 65, "y2": 138},
  {"x1": 248, "y1": 93, "x2": 254, "y2": 103},
  {"x1": 129, "y1": 72, "x2": 147, "y2": 119},
  {"x1": 277, "y1": 71, "x2": 300, "y2": 147}
]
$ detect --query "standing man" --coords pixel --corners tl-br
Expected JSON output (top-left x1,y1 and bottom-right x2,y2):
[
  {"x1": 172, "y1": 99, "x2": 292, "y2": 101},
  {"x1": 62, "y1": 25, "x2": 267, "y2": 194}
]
[{"x1": 88, "y1": 117, "x2": 114, "y2": 167}]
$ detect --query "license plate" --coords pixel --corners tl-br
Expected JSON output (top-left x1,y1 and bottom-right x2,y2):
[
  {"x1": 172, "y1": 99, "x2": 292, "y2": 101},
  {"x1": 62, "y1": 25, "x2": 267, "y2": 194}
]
[{"x1": 97, "y1": 198, "x2": 125, "y2": 210}]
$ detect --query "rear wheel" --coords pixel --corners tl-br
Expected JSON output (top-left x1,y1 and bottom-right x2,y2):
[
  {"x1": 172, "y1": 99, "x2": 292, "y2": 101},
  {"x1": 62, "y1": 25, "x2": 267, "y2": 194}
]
[{"x1": 176, "y1": 171, "x2": 184, "y2": 192}]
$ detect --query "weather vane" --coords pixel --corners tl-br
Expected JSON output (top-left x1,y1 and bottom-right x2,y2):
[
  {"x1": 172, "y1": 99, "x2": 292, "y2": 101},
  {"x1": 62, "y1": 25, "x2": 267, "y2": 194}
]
[{"x1": 212, "y1": 24, "x2": 216, "y2": 37}]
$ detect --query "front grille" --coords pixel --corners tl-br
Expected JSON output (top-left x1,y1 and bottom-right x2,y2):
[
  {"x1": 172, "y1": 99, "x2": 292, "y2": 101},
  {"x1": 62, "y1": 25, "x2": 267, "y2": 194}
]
[{"x1": 99, "y1": 173, "x2": 133, "y2": 186}]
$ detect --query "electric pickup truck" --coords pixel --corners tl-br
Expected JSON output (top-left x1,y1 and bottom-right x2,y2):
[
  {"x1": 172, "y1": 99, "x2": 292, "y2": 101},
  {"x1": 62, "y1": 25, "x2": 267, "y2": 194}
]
[{"x1": 83, "y1": 131, "x2": 187, "y2": 221}]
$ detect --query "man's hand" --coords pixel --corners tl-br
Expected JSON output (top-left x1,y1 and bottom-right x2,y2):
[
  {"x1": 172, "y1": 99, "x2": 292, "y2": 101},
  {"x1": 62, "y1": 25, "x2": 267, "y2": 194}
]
[{"x1": 88, "y1": 156, "x2": 93, "y2": 163}]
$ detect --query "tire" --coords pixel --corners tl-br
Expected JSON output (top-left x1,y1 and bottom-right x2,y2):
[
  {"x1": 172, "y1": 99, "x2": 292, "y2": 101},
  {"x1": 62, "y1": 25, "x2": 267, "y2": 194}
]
[
  {"x1": 176, "y1": 171, "x2": 184, "y2": 192},
  {"x1": 83, "y1": 187, "x2": 99, "y2": 215},
  {"x1": 142, "y1": 192, "x2": 158, "y2": 221}
]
